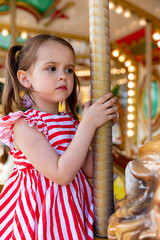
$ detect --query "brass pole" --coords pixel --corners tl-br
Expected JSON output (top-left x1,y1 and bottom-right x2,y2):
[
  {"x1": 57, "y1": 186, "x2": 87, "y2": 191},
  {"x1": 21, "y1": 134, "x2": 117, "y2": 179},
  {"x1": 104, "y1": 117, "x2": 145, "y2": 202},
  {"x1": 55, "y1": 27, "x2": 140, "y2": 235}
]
[
  {"x1": 10, "y1": 0, "x2": 16, "y2": 46},
  {"x1": 145, "y1": 21, "x2": 152, "y2": 140},
  {"x1": 89, "y1": 0, "x2": 114, "y2": 238}
]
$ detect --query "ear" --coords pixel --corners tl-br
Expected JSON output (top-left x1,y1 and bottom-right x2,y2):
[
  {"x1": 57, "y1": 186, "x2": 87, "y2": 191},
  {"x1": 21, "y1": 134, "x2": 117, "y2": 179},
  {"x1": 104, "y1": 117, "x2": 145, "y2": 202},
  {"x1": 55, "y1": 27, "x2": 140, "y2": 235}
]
[{"x1": 17, "y1": 70, "x2": 32, "y2": 89}]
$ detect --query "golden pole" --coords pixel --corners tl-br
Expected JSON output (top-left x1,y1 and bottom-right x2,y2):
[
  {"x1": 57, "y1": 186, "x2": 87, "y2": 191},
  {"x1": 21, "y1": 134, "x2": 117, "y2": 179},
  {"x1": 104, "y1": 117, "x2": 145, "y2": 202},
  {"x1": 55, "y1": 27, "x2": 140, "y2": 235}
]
[
  {"x1": 89, "y1": 0, "x2": 113, "y2": 238},
  {"x1": 145, "y1": 21, "x2": 152, "y2": 141},
  {"x1": 10, "y1": 0, "x2": 16, "y2": 46}
]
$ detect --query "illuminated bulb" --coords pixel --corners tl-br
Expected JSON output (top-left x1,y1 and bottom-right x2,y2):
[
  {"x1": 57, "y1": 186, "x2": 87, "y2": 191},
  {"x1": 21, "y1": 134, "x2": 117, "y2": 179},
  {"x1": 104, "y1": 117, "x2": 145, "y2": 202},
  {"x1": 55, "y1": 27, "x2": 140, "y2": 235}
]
[
  {"x1": 109, "y1": 1, "x2": 115, "y2": 10},
  {"x1": 115, "y1": 5, "x2": 123, "y2": 14},
  {"x1": 124, "y1": 60, "x2": 131, "y2": 67},
  {"x1": 139, "y1": 18, "x2": 146, "y2": 26},
  {"x1": 127, "y1": 122, "x2": 134, "y2": 128},
  {"x1": 20, "y1": 31, "x2": 28, "y2": 39},
  {"x1": 152, "y1": 32, "x2": 160, "y2": 41},
  {"x1": 123, "y1": 9, "x2": 131, "y2": 18},
  {"x1": 128, "y1": 114, "x2": 134, "y2": 120},
  {"x1": 121, "y1": 68, "x2": 126, "y2": 74},
  {"x1": 118, "y1": 55, "x2": 126, "y2": 62},
  {"x1": 112, "y1": 49, "x2": 120, "y2": 57},
  {"x1": 1, "y1": 29, "x2": 9, "y2": 36},
  {"x1": 128, "y1": 106, "x2": 134, "y2": 112},
  {"x1": 128, "y1": 89, "x2": 135, "y2": 96},
  {"x1": 127, "y1": 129, "x2": 134, "y2": 137},
  {"x1": 128, "y1": 65, "x2": 135, "y2": 72},
  {"x1": 128, "y1": 98, "x2": 134, "y2": 104},
  {"x1": 128, "y1": 81, "x2": 135, "y2": 88},
  {"x1": 157, "y1": 41, "x2": 160, "y2": 48},
  {"x1": 128, "y1": 73, "x2": 135, "y2": 80}
]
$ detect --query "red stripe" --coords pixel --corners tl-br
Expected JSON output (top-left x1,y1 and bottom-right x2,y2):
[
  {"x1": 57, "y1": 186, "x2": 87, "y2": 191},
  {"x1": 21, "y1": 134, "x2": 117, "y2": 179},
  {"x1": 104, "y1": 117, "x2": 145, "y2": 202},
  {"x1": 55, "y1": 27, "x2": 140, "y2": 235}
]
[
  {"x1": 14, "y1": 211, "x2": 26, "y2": 240},
  {"x1": 42, "y1": 196, "x2": 47, "y2": 240},
  {"x1": 18, "y1": 190, "x2": 34, "y2": 239},
  {"x1": 50, "y1": 187, "x2": 55, "y2": 240},
  {"x1": 66, "y1": 186, "x2": 83, "y2": 240},
  {"x1": 55, "y1": 188, "x2": 64, "y2": 240},
  {"x1": 48, "y1": 130, "x2": 75, "y2": 139},
  {"x1": 48, "y1": 124, "x2": 75, "y2": 130},
  {"x1": 52, "y1": 138, "x2": 72, "y2": 147},
  {"x1": 60, "y1": 187, "x2": 73, "y2": 240}
]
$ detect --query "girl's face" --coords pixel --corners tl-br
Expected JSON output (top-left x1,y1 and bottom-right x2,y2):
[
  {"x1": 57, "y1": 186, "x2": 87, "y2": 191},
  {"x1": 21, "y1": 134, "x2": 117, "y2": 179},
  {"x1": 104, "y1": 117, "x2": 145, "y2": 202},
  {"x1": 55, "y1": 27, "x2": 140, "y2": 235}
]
[{"x1": 21, "y1": 40, "x2": 75, "y2": 114}]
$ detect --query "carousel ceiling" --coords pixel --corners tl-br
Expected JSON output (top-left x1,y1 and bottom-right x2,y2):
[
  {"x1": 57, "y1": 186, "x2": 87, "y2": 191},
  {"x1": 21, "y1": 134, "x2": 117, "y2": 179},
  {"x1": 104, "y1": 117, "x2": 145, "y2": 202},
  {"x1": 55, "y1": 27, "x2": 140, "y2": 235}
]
[{"x1": 0, "y1": 0, "x2": 159, "y2": 63}]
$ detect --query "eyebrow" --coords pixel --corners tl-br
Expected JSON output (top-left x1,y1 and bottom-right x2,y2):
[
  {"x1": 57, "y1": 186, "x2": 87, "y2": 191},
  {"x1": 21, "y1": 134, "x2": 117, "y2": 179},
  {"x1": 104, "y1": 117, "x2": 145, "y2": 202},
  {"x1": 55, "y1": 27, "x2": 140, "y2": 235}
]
[{"x1": 43, "y1": 61, "x2": 75, "y2": 69}]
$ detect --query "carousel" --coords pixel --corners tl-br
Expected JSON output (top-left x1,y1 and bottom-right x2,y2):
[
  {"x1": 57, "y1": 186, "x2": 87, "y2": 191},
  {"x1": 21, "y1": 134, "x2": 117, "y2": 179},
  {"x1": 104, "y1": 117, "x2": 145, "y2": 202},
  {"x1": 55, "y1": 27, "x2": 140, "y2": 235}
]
[{"x1": 0, "y1": 0, "x2": 160, "y2": 239}]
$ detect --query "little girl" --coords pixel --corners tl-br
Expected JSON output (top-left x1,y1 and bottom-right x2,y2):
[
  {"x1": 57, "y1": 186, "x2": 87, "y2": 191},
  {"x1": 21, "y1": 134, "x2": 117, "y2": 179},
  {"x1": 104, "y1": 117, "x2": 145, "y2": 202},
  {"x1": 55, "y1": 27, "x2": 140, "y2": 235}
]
[{"x1": 0, "y1": 34, "x2": 117, "y2": 240}]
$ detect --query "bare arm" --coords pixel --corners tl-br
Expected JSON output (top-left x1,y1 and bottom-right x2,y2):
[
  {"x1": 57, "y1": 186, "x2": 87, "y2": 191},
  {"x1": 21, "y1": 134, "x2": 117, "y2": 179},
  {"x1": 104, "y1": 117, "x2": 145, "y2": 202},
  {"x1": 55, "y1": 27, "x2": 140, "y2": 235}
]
[{"x1": 14, "y1": 93, "x2": 117, "y2": 185}]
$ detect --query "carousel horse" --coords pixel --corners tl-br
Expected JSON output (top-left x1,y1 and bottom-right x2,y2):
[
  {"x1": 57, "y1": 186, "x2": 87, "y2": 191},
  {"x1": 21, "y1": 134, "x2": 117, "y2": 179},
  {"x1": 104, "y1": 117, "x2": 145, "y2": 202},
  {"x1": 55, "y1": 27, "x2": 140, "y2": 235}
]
[{"x1": 108, "y1": 134, "x2": 160, "y2": 240}]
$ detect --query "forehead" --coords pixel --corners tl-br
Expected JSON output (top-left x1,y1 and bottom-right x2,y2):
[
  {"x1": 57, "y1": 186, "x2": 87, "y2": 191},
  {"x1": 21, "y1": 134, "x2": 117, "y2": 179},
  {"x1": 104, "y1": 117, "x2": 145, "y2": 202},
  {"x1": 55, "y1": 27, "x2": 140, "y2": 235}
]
[{"x1": 36, "y1": 40, "x2": 75, "y2": 62}]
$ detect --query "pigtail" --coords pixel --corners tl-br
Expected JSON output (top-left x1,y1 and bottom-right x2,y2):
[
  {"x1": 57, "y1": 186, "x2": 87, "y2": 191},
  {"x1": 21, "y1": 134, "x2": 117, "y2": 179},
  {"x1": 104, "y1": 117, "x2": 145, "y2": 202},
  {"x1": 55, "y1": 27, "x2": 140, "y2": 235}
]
[{"x1": 2, "y1": 45, "x2": 22, "y2": 115}]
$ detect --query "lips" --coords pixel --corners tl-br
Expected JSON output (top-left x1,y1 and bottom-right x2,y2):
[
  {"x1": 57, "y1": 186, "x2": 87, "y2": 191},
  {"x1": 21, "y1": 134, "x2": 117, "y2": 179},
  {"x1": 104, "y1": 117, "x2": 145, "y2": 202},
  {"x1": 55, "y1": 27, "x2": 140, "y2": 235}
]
[{"x1": 56, "y1": 85, "x2": 67, "y2": 90}]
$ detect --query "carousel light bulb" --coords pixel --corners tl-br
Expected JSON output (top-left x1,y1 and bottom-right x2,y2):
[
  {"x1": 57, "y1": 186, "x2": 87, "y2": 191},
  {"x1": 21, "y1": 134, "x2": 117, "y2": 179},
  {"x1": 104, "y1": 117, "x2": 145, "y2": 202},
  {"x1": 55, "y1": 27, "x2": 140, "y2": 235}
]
[
  {"x1": 128, "y1": 106, "x2": 134, "y2": 112},
  {"x1": 123, "y1": 9, "x2": 131, "y2": 18},
  {"x1": 118, "y1": 55, "x2": 126, "y2": 62},
  {"x1": 139, "y1": 18, "x2": 146, "y2": 26},
  {"x1": 128, "y1": 81, "x2": 135, "y2": 88},
  {"x1": 20, "y1": 31, "x2": 28, "y2": 39},
  {"x1": 124, "y1": 60, "x2": 131, "y2": 67},
  {"x1": 128, "y1": 73, "x2": 135, "y2": 80},
  {"x1": 112, "y1": 49, "x2": 120, "y2": 57},
  {"x1": 109, "y1": 1, "x2": 115, "y2": 10},
  {"x1": 127, "y1": 129, "x2": 134, "y2": 137},
  {"x1": 128, "y1": 65, "x2": 135, "y2": 72},
  {"x1": 115, "y1": 5, "x2": 123, "y2": 14},
  {"x1": 157, "y1": 41, "x2": 160, "y2": 48},
  {"x1": 120, "y1": 68, "x2": 126, "y2": 74},
  {"x1": 1, "y1": 29, "x2": 9, "y2": 36},
  {"x1": 128, "y1": 89, "x2": 135, "y2": 96},
  {"x1": 127, "y1": 114, "x2": 134, "y2": 120},
  {"x1": 127, "y1": 122, "x2": 134, "y2": 128},
  {"x1": 152, "y1": 32, "x2": 160, "y2": 41},
  {"x1": 128, "y1": 97, "x2": 134, "y2": 104}
]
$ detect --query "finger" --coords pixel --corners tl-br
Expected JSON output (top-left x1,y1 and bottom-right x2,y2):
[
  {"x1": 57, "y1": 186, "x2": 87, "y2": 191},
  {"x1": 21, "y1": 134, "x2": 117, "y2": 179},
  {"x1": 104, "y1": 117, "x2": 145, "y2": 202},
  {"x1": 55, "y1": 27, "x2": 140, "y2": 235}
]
[
  {"x1": 105, "y1": 106, "x2": 118, "y2": 115},
  {"x1": 84, "y1": 100, "x2": 91, "y2": 109},
  {"x1": 97, "y1": 92, "x2": 113, "y2": 104},
  {"x1": 103, "y1": 97, "x2": 117, "y2": 108}
]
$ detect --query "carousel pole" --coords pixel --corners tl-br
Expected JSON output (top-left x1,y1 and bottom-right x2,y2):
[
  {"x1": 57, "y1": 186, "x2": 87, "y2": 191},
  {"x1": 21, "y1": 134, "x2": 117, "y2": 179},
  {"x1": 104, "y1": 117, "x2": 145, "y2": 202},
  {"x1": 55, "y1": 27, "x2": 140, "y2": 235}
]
[
  {"x1": 145, "y1": 21, "x2": 152, "y2": 141},
  {"x1": 89, "y1": 0, "x2": 114, "y2": 238},
  {"x1": 10, "y1": 0, "x2": 16, "y2": 46}
]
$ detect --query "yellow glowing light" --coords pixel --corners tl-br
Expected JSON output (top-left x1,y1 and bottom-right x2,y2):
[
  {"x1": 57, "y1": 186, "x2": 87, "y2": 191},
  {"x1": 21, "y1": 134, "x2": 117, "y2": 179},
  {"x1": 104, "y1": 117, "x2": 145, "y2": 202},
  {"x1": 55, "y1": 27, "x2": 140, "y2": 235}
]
[
  {"x1": 127, "y1": 114, "x2": 134, "y2": 120},
  {"x1": 124, "y1": 60, "x2": 131, "y2": 67},
  {"x1": 115, "y1": 5, "x2": 123, "y2": 14},
  {"x1": 128, "y1": 90, "x2": 135, "y2": 96},
  {"x1": 128, "y1": 106, "x2": 134, "y2": 112},
  {"x1": 20, "y1": 31, "x2": 28, "y2": 39},
  {"x1": 127, "y1": 129, "x2": 134, "y2": 137},
  {"x1": 112, "y1": 49, "x2": 120, "y2": 57},
  {"x1": 128, "y1": 73, "x2": 135, "y2": 80},
  {"x1": 1, "y1": 29, "x2": 9, "y2": 36},
  {"x1": 128, "y1": 66, "x2": 135, "y2": 72},
  {"x1": 109, "y1": 1, "x2": 115, "y2": 10},
  {"x1": 128, "y1": 98, "x2": 134, "y2": 104},
  {"x1": 128, "y1": 81, "x2": 135, "y2": 88},
  {"x1": 127, "y1": 122, "x2": 134, "y2": 128},
  {"x1": 123, "y1": 9, "x2": 131, "y2": 18},
  {"x1": 152, "y1": 32, "x2": 160, "y2": 41},
  {"x1": 118, "y1": 55, "x2": 126, "y2": 62},
  {"x1": 139, "y1": 18, "x2": 146, "y2": 26},
  {"x1": 157, "y1": 41, "x2": 160, "y2": 48}
]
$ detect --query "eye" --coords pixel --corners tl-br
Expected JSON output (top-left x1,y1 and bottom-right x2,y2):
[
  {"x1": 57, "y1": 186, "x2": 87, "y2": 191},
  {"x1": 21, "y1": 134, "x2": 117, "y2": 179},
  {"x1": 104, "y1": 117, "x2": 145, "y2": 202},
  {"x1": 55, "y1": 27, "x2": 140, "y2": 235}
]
[
  {"x1": 66, "y1": 68, "x2": 74, "y2": 74},
  {"x1": 47, "y1": 66, "x2": 56, "y2": 71}
]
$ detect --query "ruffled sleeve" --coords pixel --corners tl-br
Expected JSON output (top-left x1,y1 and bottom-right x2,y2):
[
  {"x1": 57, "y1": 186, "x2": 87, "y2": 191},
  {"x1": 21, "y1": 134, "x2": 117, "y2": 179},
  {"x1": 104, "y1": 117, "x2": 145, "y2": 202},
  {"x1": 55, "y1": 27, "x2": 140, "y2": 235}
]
[
  {"x1": 0, "y1": 111, "x2": 24, "y2": 148},
  {"x1": 0, "y1": 109, "x2": 48, "y2": 148}
]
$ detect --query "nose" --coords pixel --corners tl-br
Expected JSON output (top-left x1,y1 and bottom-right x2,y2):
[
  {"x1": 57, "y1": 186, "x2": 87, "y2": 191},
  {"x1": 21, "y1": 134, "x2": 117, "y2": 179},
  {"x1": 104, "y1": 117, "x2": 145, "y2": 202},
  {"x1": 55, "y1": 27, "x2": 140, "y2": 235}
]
[{"x1": 58, "y1": 70, "x2": 67, "y2": 81}]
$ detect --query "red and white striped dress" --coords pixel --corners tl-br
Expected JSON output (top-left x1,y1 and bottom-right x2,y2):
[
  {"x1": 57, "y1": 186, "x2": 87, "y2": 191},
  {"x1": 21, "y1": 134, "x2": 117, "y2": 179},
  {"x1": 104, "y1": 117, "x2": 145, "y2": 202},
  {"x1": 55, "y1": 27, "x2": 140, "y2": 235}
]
[{"x1": 0, "y1": 109, "x2": 93, "y2": 240}]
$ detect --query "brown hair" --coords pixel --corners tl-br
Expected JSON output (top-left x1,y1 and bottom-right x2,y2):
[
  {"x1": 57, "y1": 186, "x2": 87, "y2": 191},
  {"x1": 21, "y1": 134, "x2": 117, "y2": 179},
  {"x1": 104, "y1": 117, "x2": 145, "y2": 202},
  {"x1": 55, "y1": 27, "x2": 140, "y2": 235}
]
[{"x1": 2, "y1": 34, "x2": 79, "y2": 119}]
